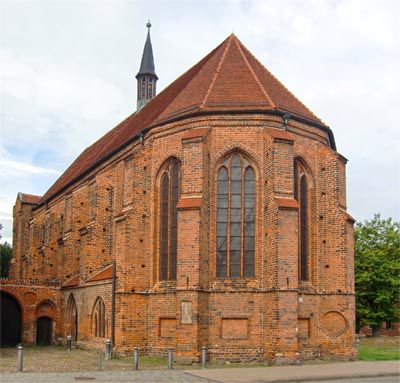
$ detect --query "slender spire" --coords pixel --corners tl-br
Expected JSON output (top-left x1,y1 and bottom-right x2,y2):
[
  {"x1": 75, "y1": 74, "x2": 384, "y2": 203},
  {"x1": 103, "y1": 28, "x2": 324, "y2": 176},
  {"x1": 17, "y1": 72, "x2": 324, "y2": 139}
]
[
  {"x1": 136, "y1": 21, "x2": 157, "y2": 79},
  {"x1": 136, "y1": 21, "x2": 158, "y2": 111}
]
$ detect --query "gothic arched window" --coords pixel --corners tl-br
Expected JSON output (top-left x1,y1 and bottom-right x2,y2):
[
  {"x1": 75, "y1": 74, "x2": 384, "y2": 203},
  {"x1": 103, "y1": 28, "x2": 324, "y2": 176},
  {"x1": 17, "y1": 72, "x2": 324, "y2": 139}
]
[
  {"x1": 92, "y1": 297, "x2": 106, "y2": 338},
  {"x1": 294, "y1": 160, "x2": 310, "y2": 281},
  {"x1": 66, "y1": 294, "x2": 78, "y2": 342},
  {"x1": 159, "y1": 158, "x2": 180, "y2": 281},
  {"x1": 216, "y1": 153, "x2": 255, "y2": 278}
]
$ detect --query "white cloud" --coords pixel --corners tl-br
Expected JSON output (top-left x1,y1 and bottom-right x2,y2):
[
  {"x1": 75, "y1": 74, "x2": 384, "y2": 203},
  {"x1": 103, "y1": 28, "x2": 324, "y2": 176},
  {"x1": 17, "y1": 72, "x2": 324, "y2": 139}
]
[
  {"x1": 0, "y1": 158, "x2": 60, "y2": 176},
  {"x1": 0, "y1": 0, "x2": 399, "y2": 246}
]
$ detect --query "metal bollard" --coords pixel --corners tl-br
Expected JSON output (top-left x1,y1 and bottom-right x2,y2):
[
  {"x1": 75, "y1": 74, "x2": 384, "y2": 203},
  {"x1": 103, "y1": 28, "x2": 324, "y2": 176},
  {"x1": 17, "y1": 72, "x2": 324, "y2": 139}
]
[
  {"x1": 356, "y1": 338, "x2": 360, "y2": 350},
  {"x1": 201, "y1": 346, "x2": 207, "y2": 369},
  {"x1": 133, "y1": 347, "x2": 139, "y2": 371},
  {"x1": 16, "y1": 345, "x2": 23, "y2": 372},
  {"x1": 104, "y1": 339, "x2": 112, "y2": 360},
  {"x1": 167, "y1": 347, "x2": 173, "y2": 369},
  {"x1": 66, "y1": 335, "x2": 72, "y2": 351},
  {"x1": 98, "y1": 350, "x2": 103, "y2": 371}
]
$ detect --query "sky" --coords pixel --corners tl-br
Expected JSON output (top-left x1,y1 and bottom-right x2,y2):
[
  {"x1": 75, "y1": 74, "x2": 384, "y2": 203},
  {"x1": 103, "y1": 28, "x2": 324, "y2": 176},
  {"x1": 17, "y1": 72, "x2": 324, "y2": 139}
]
[{"x1": 1, "y1": 0, "x2": 399, "y2": 244}]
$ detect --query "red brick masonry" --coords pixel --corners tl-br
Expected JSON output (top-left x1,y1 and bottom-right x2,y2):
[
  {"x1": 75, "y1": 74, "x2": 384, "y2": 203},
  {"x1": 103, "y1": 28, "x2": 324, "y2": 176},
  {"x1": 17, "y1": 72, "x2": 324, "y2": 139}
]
[{"x1": 4, "y1": 34, "x2": 356, "y2": 364}]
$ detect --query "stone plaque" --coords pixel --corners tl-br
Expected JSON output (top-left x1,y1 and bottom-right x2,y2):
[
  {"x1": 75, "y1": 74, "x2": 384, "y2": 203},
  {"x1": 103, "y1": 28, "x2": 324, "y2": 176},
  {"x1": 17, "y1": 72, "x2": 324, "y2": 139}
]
[{"x1": 181, "y1": 301, "x2": 192, "y2": 324}]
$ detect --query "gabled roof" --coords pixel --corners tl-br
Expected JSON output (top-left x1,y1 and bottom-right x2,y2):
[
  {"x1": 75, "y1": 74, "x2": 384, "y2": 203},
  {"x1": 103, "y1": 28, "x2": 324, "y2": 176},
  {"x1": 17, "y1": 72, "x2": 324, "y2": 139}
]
[
  {"x1": 18, "y1": 192, "x2": 42, "y2": 205},
  {"x1": 62, "y1": 275, "x2": 79, "y2": 288},
  {"x1": 86, "y1": 264, "x2": 113, "y2": 282},
  {"x1": 39, "y1": 34, "x2": 332, "y2": 205}
]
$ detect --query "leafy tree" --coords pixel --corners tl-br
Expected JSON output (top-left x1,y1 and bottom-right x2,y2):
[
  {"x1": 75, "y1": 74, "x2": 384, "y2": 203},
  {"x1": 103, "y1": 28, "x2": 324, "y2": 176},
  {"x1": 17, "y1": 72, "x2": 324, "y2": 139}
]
[
  {"x1": 355, "y1": 214, "x2": 400, "y2": 336},
  {"x1": 0, "y1": 242, "x2": 12, "y2": 278},
  {"x1": 0, "y1": 223, "x2": 13, "y2": 278}
]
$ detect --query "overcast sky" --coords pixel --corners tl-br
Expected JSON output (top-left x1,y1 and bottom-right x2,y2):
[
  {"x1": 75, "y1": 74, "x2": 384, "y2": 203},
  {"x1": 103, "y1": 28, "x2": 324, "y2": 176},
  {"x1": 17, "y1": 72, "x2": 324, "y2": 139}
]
[{"x1": 1, "y1": 0, "x2": 399, "y2": 244}]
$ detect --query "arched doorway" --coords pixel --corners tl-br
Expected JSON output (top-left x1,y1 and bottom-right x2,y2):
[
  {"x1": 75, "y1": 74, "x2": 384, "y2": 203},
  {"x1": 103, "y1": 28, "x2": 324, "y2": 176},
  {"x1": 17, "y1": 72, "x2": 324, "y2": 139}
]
[
  {"x1": 36, "y1": 317, "x2": 52, "y2": 345},
  {"x1": 0, "y1": 291, "x2": 22, "y2": 347},
  {"x1": 66, "y1": 294, "x2": 78, "y2": 342}
]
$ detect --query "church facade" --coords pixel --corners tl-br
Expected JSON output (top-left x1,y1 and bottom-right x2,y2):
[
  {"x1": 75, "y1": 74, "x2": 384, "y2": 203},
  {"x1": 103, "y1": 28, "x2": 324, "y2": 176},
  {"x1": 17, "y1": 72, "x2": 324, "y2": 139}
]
[{"x1": 2, "y1": 27, "x2": 357, "y2": 363}]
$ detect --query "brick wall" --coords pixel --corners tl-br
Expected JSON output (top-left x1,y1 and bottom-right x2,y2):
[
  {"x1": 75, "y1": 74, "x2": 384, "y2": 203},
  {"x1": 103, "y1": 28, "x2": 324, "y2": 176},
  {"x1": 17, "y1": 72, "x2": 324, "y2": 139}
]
[{"x1": 9, "y1": 113, "x2": 356, "y2": 363}]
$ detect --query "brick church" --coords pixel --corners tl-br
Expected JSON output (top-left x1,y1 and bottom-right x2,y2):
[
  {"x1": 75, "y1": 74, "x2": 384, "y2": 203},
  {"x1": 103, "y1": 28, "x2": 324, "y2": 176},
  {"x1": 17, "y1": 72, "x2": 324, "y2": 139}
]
[{"x1": 1, "y1": 24, "x2": 357, "y2": 363}]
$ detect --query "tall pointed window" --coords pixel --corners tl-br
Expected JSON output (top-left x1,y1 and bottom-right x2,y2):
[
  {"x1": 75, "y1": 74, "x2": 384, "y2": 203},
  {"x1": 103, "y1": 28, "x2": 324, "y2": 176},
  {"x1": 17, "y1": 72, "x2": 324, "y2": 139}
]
[
  {"x1": 92, "y1": 297, "x2": 106, "y2": 338},
  {"x1": 294, "y1": 160, "x2": 310, "y2": 281},
  {"x1": 216, "y1": 153, "x2": 255, "y2": 278},
  {"x1": 159, "y1": 158, "x2": 180, "y2": 280},
  {"x1": 66, "y1": 294, "x2": 78, "y2": 342}
]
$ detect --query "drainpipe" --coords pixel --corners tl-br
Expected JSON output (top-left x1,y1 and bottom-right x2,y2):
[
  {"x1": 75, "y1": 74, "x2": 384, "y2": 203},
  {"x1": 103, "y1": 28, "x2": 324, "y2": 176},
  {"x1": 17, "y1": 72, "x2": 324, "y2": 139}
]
[{"x1": 111, "y1": 260, "x2": 116, "y2": 348}]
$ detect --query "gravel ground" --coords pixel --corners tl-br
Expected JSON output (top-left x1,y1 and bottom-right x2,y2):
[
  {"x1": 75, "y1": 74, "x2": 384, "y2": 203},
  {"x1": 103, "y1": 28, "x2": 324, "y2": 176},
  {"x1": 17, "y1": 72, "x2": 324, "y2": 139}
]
[
  {"x1": 0, "y1": 346, "x2": 171, "y2": 373},
  {"x1": 0, "y1": 346, "x2": 265, "y2": 373}
]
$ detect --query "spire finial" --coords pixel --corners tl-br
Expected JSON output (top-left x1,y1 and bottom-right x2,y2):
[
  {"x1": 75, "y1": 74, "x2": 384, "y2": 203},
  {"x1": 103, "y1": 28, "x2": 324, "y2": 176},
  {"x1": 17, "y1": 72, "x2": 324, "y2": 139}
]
[{"x1": 136, "y1": 20, "x2": 157, "y2": 111}]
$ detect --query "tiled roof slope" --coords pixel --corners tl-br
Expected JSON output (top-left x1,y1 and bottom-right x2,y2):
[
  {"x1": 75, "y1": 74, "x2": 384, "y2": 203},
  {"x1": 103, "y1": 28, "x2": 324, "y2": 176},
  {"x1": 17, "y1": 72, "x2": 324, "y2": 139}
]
[
  {"x1": 19, "y1": 193, "x2": 42, "y2": 204},
  {"x1": 39, "y1": 34, "x2": 328, "y2": 204}
]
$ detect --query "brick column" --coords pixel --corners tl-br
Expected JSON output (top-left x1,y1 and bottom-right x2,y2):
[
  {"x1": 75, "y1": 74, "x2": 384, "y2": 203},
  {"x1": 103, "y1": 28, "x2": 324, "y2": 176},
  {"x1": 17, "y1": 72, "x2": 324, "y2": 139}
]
[
  {"x1": 275, "y1": 206, "x2": 299, "y2": 363},
  {"x1": 175, "y1": 128, "x2": 210, "y2": 362},
  {"x1": 272, "y1": 134, "x2": 299, "y2": 363}
]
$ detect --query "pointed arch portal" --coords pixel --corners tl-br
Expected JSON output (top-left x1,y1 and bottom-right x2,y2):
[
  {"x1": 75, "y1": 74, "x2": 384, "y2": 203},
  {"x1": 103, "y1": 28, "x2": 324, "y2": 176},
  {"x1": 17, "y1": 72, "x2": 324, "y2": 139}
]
[
  {"x1": 0, "y1": 291, "x2": 22, "y2": 347},
  {"x1": 36, "y1": 317, "x2": 52, "y2": 346}
]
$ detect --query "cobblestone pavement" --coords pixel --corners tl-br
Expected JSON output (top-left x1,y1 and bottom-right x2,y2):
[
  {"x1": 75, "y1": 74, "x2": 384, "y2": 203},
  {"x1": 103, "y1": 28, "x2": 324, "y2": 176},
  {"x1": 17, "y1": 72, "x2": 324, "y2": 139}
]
[
  {"x1": 0, "y1": 370, "x2": 214, "y2": 383},
  {"x1": 1, "y1": 370, "x2": 398, "y2": 383},
  {"x1": 297, "y1": 378, "x2": 398, "y2": 383},
  {"x1": 189, "y1": 360, "x2": 399, "y2": 383}
]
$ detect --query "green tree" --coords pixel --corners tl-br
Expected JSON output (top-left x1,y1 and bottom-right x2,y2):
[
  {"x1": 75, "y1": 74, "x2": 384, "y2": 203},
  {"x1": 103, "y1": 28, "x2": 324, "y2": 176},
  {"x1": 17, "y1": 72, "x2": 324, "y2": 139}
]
[
  {"x1": 0, "y1": 242, "x2": 12, "y2": 278},
  {"x1": 0, "y1": 223, "x2": 13, "y2": 278},
  {"x1": 355, "y1": 214, "x2": 400, "y2": 336}
]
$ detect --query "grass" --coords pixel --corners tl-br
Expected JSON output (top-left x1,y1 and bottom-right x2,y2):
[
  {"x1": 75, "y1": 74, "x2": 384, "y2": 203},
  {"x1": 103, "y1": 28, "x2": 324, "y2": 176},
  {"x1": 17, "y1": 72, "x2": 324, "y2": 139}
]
[{"x1": 359, "y1": 336, "x2": 400, "y2": 361}]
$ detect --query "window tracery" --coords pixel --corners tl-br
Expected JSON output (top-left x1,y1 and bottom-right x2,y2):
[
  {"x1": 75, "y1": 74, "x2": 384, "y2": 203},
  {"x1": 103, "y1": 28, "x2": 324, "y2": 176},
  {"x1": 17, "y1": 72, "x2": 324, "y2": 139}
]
[
  {"x1": 159, "y1": 158, "x2": 180, "y2": 280},
  {"x1": 294, "y1": 159, "x2": 311, "y2": 281},
  {"x1": 216, "y1": 153, "x2": 255, "y2": 278}
]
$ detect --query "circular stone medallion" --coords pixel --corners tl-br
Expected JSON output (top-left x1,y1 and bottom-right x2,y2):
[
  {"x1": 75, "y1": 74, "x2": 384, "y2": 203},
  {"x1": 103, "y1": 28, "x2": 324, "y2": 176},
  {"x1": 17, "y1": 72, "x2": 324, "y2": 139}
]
[{"x1": 321, "y1": 311, "x2": 347, "y2": 337}]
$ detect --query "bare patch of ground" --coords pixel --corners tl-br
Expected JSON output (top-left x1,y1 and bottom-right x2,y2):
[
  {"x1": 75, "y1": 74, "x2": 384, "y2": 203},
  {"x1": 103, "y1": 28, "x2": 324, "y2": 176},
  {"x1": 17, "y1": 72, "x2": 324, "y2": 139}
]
[
  {"x1": 0, "y1": 337, "x2": 398, "y2": 373},
  {"x1": 0, "y1": 346, "x2": 167, "y2": 373}
]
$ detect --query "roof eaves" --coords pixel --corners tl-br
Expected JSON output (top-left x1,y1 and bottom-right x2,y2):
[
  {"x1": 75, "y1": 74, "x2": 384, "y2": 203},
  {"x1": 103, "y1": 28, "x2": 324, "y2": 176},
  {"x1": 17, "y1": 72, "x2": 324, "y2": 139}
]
[{"x1": 35, "y1": 108, "x2": 335, "y2": 209}]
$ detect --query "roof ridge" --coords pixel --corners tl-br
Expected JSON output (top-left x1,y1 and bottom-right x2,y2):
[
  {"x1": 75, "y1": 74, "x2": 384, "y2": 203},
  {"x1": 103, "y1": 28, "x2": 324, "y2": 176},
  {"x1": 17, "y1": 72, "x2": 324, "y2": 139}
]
[
  {"x1": 238, "y1": 40, "x2": 321, "y2": 122},
  {"x1": 36, "y1": 34, "x2": 330, "y2": 206},
  {"x1": 200, "y1": 35, "x2": 233, "y2": 109},
  {"x1": 150, "y1": 39, "x2": 228, "y2": 126},
  {"x1": 233, "y1": 37, "x2": 276, "y2": 109}
]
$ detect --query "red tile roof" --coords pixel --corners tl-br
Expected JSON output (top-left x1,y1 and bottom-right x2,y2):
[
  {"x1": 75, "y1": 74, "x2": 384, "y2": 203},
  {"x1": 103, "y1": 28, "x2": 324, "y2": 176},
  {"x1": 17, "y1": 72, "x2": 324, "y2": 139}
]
[
  {"x1": 19, "y1": 193, "x2": 42, "y2": 204},
  {"x1": 39, "y1": 34, "x2": 329, "y2": 205},
  {"x1": 86, "y1": 264, "x2": 113, "y2": 282},
  {"x1": 62, "y1": 275, "x2": 79, "y2": 288}
]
